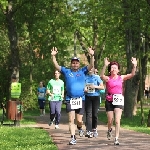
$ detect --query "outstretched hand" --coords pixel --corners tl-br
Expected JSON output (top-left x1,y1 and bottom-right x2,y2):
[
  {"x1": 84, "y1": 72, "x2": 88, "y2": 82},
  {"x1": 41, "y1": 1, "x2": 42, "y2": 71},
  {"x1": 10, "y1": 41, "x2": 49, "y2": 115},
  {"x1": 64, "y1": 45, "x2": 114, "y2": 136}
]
[
  {"x1": 104, "y1": 57, "x2": 110, "y2": 66},
  {"x1": 131, "y1": 57, "x2": 137, "y2": 66},
  {"x1": 88, "y1": 47, "x2": 94, "y2": 56},
  {"x1": 51, "y1": 47, "x2": 58, "y2": 56}
]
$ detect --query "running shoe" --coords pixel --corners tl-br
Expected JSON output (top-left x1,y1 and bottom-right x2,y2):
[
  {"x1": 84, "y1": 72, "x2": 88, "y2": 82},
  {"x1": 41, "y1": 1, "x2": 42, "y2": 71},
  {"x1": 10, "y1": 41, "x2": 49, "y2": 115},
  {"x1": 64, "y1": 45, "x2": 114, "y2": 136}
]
[
  {"x1": 107, "y1": 128, "x2": 112, "y2": 140},
  {"x1": 79, "y1": 129, "x2": 84, "y2": 137},
  {"x1": 49, "y1": 120, "x2": 54, "y2": 126},
  {"x1": 93, "y1": 129, "x2": 98, "y2": 137},
  {"x1": 43, "y1": 109, "x2": 45, "y2": 115},
  {"x1": 69, "y1": 138, "x2": 76, "y2": 145},
  {"x1": 55, "y1": 125, "x2": 59, "y2": 129},
  {"x1": 85, "y1": 131, "x2": 93, "y2": 138},
  {"x1": 114, "y1": 138, "x2": 119, "y2": 145}
]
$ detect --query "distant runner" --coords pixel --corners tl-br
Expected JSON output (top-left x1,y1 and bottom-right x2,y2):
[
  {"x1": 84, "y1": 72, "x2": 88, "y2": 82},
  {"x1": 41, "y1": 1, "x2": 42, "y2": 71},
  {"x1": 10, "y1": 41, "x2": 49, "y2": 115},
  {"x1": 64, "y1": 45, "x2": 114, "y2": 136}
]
[{"x1": 47, "y1": 70, "x2": 64, "y2": 129}]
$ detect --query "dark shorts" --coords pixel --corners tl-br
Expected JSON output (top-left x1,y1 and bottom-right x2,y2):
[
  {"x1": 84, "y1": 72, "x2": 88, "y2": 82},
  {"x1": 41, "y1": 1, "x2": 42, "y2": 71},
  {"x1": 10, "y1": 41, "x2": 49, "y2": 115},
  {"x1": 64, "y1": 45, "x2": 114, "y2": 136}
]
[
  {"x1": 38, "y1": 100, "x2": 46, "y2": 109},
  {"x1": 65, "y1": 100, "x2": 85, "y2": 115},
  {"x1": 105, "y1": 100, "x2": 124, "y2": 112}
]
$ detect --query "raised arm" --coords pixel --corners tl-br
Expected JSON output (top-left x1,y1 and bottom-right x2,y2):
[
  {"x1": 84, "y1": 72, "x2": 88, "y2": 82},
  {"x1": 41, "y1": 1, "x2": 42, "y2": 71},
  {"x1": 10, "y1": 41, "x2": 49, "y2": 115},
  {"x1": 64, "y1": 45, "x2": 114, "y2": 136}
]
[
  {"x1": 100, "y1": 57, "x2": 110, "y2": 81},
  {"x1": 122, "y1": 57, "x2": 137, "y2": 81},
  {"x1": 87, "y1": 47, "x2": 95, "y2": 71},
  {"x1": 51, "y1": 47, "x2": 61, "y2": 71}
]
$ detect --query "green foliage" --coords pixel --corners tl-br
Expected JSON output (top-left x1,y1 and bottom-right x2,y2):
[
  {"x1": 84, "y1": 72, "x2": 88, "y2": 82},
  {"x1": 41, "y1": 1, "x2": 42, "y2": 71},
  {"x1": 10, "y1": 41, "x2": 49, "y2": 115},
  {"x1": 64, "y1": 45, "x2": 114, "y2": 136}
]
[
  {"x1": 19, "y1": 79, "x2": 38, "y2": 110},
  {"x1": 0, "y1": 0, "x2": 150, "y2": 109}
]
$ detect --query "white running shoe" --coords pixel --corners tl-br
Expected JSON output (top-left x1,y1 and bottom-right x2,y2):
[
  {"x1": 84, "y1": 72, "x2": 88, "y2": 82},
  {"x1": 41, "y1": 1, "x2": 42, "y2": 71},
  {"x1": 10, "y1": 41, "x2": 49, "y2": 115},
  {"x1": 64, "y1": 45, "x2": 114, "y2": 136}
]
[
  {"x1": 93, "y1": 129, "x2": 98, "y2": 137},
  {"x1": 78, "y1": 129, "x2": 84, "y2": 137},
  {"x1": 114, "y1": 138, "x2": 119, "y2": 145},
  {"x1": 69, "y1": 138, "x2": 76, "y2": 145},
  {"x1": 55, "y1": 125, "x2": 59, "y2": 129}
]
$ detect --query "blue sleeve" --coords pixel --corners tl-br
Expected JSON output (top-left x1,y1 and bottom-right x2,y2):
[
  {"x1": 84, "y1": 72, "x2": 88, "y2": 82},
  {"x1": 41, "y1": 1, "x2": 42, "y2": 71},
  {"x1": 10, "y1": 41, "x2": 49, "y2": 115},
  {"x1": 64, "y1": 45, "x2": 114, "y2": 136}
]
[
  {"x1": 81, "y1": 66, "x2": 89, "y2": 75},
  {"x1": 61, "y1": 66, "x2": 67, "y2": 75},
  {"x1": 96, "y1": 75, "x2": 103, "y2": 85}
]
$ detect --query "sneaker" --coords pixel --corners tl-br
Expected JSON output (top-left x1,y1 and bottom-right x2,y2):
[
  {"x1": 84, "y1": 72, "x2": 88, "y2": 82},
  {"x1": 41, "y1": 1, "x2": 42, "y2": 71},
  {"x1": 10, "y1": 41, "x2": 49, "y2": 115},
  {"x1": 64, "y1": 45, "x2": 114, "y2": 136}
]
[
  {"x1": 107, "y1": 128, "x2": 112, "y2": 140},
  {"x1": 55, "y1": 125, "x2": 59, "y2": 129},
  {"x1": 93, "y1": 129, "x2": 98, "y2": 137},
  {"x1": 49, "y1": 120, "x2": 54, "y2": 126},
  {"x1": 85, "y1": 131, "x2": 93, "y2": 138},
  {"x1": 43, "y1": 109, "x2": 45, "y2": 115},
  {"x1": 69, "y1": 138, "x2": 76, "y2": 145},
  {"x1": 114, "y1": 138, "x2": 119, "y2": 145},
  {"x1": 79, "y1": 129, "x2": 84, "y2": 137}
]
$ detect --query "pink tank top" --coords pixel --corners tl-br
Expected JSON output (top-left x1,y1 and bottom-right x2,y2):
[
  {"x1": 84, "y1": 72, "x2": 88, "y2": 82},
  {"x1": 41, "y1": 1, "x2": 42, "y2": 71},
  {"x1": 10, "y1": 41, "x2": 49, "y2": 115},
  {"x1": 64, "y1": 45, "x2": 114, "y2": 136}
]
[{"x1": 106, "y1": 75, "x2": 123, "y2": 101}]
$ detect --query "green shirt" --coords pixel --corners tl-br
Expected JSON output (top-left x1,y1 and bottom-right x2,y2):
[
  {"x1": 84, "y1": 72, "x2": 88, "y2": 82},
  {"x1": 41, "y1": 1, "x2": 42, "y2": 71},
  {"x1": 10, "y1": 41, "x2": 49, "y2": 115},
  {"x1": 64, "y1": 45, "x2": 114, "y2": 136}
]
[{"x1": 47, "y1": 79, "x2": 64, "y2": 101}]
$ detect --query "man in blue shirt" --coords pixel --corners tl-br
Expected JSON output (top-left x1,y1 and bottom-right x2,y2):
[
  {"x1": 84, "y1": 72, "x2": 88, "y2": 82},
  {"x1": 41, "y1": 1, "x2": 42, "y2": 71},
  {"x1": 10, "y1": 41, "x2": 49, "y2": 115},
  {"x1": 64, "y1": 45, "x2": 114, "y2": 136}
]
[{"x1": 51, "y1": 46, "x2": 94, "y2": 145}]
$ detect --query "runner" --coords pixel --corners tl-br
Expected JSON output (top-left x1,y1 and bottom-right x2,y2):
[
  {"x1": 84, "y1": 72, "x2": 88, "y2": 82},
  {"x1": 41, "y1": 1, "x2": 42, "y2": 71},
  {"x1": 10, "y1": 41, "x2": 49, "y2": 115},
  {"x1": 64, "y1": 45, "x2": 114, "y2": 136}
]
[
  {"x1": 37, "y1": 81, "x2": 46, "y2": 116},
  {"x1": 51, "y1": 46, "x2": 94, "y2": 145},
  {"x1": 100, "y1": 57, "x2": 137, "y2": 145},
  {"x1": 46, "y1": 70, "x2": 64, "y2": 129},
  {"x1": 85, "y1": 68, "x2": 104, "y2": 138}
]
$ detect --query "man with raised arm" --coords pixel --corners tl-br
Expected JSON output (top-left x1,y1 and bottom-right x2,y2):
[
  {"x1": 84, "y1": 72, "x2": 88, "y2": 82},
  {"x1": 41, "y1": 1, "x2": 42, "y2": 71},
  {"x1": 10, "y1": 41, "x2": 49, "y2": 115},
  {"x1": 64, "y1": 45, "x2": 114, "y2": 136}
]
[{"x1": 51, "y1": 47, "x2": 94, "y2": 145}]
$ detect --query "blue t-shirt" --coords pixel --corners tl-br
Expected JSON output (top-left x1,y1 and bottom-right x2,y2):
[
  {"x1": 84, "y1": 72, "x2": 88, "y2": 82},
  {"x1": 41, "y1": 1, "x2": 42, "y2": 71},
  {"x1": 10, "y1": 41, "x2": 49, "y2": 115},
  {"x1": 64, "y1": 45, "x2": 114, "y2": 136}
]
[
  {"x1": 61, "y1": 66, "x2": 88, "y2": 100},
  {"x1": 85, "y1": 74, "x2": 103, "y2": 96},
  {"x1": 37, "y1": 87, "x2": 46, "y2": 100}
]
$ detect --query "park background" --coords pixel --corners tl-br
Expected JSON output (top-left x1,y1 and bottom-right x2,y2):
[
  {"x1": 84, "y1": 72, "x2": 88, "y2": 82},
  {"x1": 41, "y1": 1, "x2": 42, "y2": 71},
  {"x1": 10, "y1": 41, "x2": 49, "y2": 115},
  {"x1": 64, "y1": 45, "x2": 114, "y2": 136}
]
[{"x1": 0, "y1": 0, "x2": 150, "y2": 122}]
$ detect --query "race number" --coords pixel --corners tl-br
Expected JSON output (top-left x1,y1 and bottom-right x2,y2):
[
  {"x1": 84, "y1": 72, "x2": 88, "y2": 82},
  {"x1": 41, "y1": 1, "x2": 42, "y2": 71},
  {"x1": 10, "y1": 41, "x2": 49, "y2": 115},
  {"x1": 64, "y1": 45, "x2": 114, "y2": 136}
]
[
  {"x1": 38, "y1": 93, "x2": 45, "y2": 98},
  {"x1": 70, "y1": 97, "x2": 82, "y2": 109},
  {"x1": 86, "y1": 83, "x2": 95, "y2": 93},
  {"x1": 53, "y1": 86, "x2": 61, "y2": 94},
  {"x1": 112, "y1": 94, "x2": 124, "y2": 106}
]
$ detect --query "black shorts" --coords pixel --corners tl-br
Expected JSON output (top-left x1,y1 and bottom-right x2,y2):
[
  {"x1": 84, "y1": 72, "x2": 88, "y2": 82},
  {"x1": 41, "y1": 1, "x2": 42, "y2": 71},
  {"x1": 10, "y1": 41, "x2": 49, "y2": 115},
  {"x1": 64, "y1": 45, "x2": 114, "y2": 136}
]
[
  {"x1": 105, "y1": 100, "x2": 124, "y2": 112},
  {"x1": 65, "y1": 100, "x2": 85, "y2": 115}
]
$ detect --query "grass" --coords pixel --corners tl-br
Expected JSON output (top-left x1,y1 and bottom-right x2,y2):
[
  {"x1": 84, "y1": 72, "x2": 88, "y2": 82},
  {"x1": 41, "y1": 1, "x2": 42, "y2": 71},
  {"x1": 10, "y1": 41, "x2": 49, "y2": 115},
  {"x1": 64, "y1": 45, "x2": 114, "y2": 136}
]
[
  {"x1": 0, "y1": 127, "x2": 57, "y2": 150},
  {"x1": 0, "y1": 109, "x2": 37, "y2": 125},
  {"x1": 0, "y1": 107, "x2": 58, "y2": 150},
  {"x1": 99, "y1": 100, "x2": 150, "y2": 135}
]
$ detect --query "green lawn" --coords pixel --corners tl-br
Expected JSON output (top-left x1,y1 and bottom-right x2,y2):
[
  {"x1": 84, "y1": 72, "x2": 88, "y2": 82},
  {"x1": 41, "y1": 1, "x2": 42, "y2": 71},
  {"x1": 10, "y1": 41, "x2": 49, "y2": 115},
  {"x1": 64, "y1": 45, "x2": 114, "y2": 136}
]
[
  {"x1": 0, "y1": 127, "x2": 57, "y2": 150},
  {"x1": 0, "y1": 108, "x2": 57, "y2": 150}
]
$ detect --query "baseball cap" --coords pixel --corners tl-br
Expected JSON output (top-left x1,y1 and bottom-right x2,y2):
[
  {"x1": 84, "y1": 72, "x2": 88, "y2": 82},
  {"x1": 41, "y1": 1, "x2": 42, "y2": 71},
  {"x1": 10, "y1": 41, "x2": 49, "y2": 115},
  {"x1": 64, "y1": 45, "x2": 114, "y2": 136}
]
[{"x1": 71, "y1": 57, "x2": 80, "y2": 62}]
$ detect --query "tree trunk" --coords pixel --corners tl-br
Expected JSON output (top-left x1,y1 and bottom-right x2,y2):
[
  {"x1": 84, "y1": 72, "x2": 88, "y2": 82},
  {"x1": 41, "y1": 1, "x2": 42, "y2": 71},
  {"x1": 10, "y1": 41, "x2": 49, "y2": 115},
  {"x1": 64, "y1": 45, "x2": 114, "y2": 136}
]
[
  {"x1": 5, "y1": 1, "x2": 20, "y2": 100},
  {"x1": 6, "y1": 3, "x2": 20, "y2": 75},
  {"x1": 123, "y1": 0, "x2": 140, "y2": 117}
]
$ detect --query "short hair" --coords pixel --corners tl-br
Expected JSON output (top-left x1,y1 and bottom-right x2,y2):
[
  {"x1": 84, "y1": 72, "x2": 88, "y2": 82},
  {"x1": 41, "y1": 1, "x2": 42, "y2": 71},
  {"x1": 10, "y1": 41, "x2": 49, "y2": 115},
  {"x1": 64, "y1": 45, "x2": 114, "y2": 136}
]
[
  {"x1": 108, "y1": 61, "x2": 120, "y2": 75},
  {"x1": 11, "y1": 74, "x2": 17, "y2": 79}
]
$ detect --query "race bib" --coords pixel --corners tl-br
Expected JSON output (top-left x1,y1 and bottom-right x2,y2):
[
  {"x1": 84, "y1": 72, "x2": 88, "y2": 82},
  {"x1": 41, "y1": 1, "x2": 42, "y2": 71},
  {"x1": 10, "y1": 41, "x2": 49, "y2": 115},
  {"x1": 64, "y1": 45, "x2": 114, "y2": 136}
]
[
  {"x1": 86, "y1": 83, "x2": 95, "y2": 93},
  {"x1": 38, "y1": 93, "x2": 45, "y2": 98},
  {"x1": 70, "y1": 97, "x2": 82, "y2": 109},
  {"x1": 53, "y1": 86, "x2": 61, "y2": 94},
  {"x1": 112, "y1": 94, "x2": 124, "y2": 106}
]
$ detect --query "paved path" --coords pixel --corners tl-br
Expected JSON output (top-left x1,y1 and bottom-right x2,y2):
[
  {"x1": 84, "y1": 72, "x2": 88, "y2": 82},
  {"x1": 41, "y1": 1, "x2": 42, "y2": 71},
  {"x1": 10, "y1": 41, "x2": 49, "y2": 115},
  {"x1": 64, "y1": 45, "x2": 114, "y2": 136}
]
[{"x1": 33, "y1": 108, "x2": 150, "y2": 150}]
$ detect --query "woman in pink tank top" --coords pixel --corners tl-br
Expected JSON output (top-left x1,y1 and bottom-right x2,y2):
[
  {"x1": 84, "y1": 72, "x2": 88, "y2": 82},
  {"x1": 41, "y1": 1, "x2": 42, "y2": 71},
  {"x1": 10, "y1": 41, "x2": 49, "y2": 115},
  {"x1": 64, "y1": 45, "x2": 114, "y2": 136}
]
[{"x1": 100, "y1": 57, "x2": 137, "y2": 145}]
